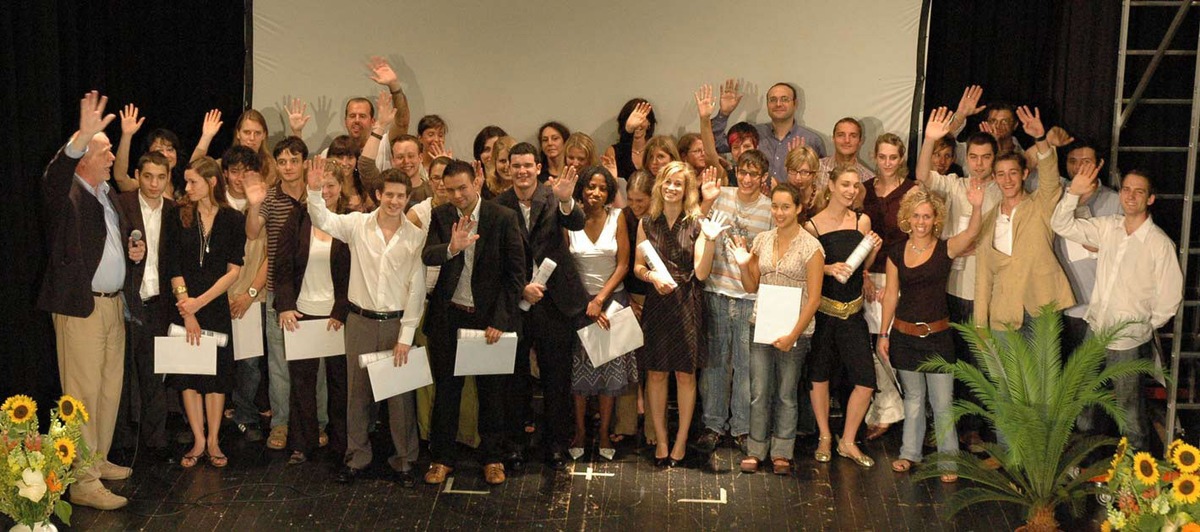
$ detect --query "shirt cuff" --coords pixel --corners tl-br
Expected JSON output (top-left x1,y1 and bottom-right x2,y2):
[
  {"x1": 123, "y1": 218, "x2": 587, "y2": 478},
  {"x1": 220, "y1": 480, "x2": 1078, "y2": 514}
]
[
  {"x1": 1037, "y1": 146, "x2": 1053, "y2": 160},
  {"x1": 398, "y1": 326, "x2": 416, "y2": 346},
  {"x1": 64, "y1": 141, "x2": 88, "y2": 159},
  {"x1": 559, "y1": 197, "x2": 575, "y2": 214}
]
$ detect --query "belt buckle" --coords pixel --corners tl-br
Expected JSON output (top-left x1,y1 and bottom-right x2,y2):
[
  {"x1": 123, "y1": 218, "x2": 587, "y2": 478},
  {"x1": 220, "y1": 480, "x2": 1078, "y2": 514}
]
[{"x1": 915, "y1": 321, "x2": 932, "y2": 338}]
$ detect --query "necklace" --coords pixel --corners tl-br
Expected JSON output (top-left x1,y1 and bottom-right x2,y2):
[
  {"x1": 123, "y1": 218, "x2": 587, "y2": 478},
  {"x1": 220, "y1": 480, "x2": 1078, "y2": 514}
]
[
  {"x1": 908, "y1": 238, "x2": 932, "y2": 255},
  {"x1": 197, "y1": 207, "x2": 214, "y2": 267}
]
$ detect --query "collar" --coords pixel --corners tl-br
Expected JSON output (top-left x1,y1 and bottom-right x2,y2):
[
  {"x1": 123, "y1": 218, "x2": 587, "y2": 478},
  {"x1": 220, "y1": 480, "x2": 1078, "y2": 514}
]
[
  {"x1": 138, "y1": 191, "x2": 163, "y2": 212},
  {"x1": 74, "y1": 174, "x2": 109, "y2": 198},
  {"x1": 1123, "y1": 213, "x2": 1154, "y2": 241},
  {"x1": 457, "y1": 197, "x2": 483, "y2": 220}
]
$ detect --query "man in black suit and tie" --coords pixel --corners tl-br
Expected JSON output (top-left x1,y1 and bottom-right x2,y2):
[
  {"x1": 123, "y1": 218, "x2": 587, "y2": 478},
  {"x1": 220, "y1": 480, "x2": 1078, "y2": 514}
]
[
  {"x1": 39, "y1": 91, "x2": 144, "y2": 510},
  {"x1": 495, "y1": 143, "x2": 586, "y2": 471},
  {"x1": 421, "y1": 159, "x2": 526, "y2": 486},
  {"x1": 114, "y1": 151, "x2": 174, "y2": 461}
]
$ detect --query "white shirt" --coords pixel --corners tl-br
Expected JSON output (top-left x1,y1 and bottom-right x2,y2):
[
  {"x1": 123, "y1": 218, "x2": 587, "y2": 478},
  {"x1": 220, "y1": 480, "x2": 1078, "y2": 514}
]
[
  {"x1": 138, "y1": 193, "x2": 164, "y2": 300},
  {"x1": 993, "y1": 205, "x2": 1016, "y2": 256},
  {"x1": 226, "y1": 192, "x2": 247, "y2": 212},
  {"x1": 307, "y1": 189, "x2": 426, "y2": 345},
  {"x1": 449, "y1": 199, "x2": 483, "y2": 308},
  {"x1": 925, "y1": 171, "x2": 1002, "y2": 299},
  {"x1": 295, "y1": 231, "x2": 335, "y2": 316},
  {"x1": 1051, "y1": 193, "x2": 1183, "y2": 350},
  {"x1": 409, "y1": 198, "x2": 441, "y2": 294}
]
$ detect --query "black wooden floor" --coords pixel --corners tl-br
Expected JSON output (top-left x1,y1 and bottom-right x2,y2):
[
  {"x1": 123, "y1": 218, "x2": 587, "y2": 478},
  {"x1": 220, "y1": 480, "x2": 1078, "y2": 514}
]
[{"x1": 26, "y1": 424, "x2": 1109, "y2": 531}]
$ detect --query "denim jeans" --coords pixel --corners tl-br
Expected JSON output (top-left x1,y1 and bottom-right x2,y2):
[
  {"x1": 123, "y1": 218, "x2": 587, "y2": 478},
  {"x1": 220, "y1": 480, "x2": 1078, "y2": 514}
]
[
  {"x1": 1077, "y1": 340, "x2": 1150, "y2": 450},
  {"x1": 265, "y1": 291, "x2": 291, "y2": 428},
  {"x1": 701, "y1": 292, "x2": 754, "y2": 436},
  {"x1": 898, "y1": 370, "x2": 957, "y2": 470},
  {"x1": 747, "y1": 330, "x2": 809, "y2": 460},
  {"x1": 232, "y1": 357, "x2": 262, "y2": 426}
]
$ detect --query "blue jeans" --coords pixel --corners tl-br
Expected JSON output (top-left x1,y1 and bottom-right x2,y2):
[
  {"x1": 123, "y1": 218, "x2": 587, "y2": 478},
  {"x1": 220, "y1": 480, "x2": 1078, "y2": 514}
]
[
  {"x1": 265, "y1": 291, "x2": 291, "y2": 428},
  {"x1": 701, "y1": 292, "x2": 753, "y2": 436},
  {"x1": 747, "y1": 331, "x2": 808, "y2": 460},
  {"x1": 898, "y1": 370, "x2": 957, "y2": 470}
]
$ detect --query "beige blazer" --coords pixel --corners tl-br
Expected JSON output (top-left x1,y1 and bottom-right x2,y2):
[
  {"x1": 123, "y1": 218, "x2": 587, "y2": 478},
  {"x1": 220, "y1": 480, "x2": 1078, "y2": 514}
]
[{"x1": 974, "y1": 147, "x2": 1075, "y2": 329}]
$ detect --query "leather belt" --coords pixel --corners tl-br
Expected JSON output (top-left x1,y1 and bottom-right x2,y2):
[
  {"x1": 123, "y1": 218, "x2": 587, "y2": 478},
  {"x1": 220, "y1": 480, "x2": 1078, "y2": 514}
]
[
  {"x1": 141, "y1": 295, "x2": 161, "y2": 304},
  {"x1": 818, "y1": 296, "x2": 863, "y2": 320},
  {"x1": 92, "y1": 290, "x2": 122, "y2": 298},
  {"x1": 892, "y1": 318, "x2": 951, "y2": 338},
  {"x1": 449, "y1": 302, "x2": 476, "y2": 314},
  {"x1": 348, "y1": 303, "x2": 403, "y2": 321}
]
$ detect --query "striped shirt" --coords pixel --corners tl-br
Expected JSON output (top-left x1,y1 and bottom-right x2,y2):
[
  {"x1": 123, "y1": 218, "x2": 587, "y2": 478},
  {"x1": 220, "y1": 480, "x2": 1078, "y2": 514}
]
[
  {"x1": 705, "y1": 187, "x2": 773, "y2": 299},
  {"x1": 261, "y1": 184, "x2": 304, "y2": 291}
]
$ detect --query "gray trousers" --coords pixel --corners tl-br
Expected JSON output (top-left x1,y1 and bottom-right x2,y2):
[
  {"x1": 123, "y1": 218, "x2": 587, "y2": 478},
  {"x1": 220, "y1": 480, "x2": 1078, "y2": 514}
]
[{"x1": 344, "y1": 312, "x2": 419, "y2": 472}]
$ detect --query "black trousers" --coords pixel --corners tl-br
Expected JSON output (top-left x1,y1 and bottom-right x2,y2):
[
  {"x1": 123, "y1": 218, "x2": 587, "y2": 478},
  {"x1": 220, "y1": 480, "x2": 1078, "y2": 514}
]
[
  {"x1": 948, "y1": 294, "x2": 985, "y2": 437},
  {"x1": 429, "y1": 305, "x2": 509, "y2": 466},
  {"x1": 288, "y1": 344, "x2": 347, "y2": 457},
  {"x1": 123, "y1": 297, "x2": 171, "y2": 449},
  {"x1": 515, "y1": 305, "x2": 575, "y2": 455}
]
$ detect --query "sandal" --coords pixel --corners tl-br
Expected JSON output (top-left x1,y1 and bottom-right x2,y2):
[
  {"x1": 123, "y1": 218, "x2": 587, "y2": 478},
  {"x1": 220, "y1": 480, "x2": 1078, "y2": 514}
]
[
  {"x1": 865, "y1": 424, "x2": 890, "y2": 441},
  {"x1": 181, "y1": 451, "x2": 204, "y2": 469},
  {"x1": 288, "y1": 451, "x2": 307, "y2": 465},
  {"x1": 523, "y1": 420, "x2": 537, "y2": 435},
  {"x1": 208, "y1": 453, "x2": 228, "y2": 469},
  {"x1": 814, "y1": 436, "x2": 833, "y2": 463},
  {"x1": 609, "y1": 434, "x2": 627, "y2": 444},
  {"x1": 892, "y1": 458, "x2": 914, "y2": 473},
  {"x1": 740, "y1": 457, "x2": 760, "y2": 473},
  {"x1": 940, "y1": 473, "x2": 959, "y2": 483},
  {"x1": 772, "y1": 457, "x2": 792, "y2": 475}
]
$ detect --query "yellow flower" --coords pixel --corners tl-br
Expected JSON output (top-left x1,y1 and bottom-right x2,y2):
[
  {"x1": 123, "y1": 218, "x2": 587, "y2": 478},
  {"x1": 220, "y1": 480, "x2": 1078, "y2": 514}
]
[
  {"x1": 1133, "y1": 452, "x2": 1159, "y2": 485},
  {"x1": 1111, "y1": 437, "x2": 1129, "y2": 471},
  {"x1": 3, "y1": 395, "x2": 36, "y2": 424},
  {"x1": 1174, "y1": 443, "x2": 1200, "y2": 474},
  {"x1": 1100, "y1": 520, "x2": 1112, "y2": 532},
  {"x1": 57, "y1": 395, "x2": 85, "y2": 423},
  {"x1": 1173, "y1": 473, "x2": 1200, "y2": 504},
  {"x1": 53, "y1": 438, "x2": 75, "y2": 465}
]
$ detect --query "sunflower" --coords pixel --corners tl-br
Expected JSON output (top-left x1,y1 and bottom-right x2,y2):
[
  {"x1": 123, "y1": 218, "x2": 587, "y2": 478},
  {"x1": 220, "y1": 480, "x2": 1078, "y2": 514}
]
[
  {"x1": 56, "y1": 395, "x2": 85, "y2": 423},
  {"x1": 1172, "y1": 473, "x2": 1200, "y2": 504},
  {"x1": 53, "y1": 438, "x2": 75, "y2": 465},
  {"x1": 1174, "y1": 443, "x2": 1200, "y2": 474},
  {"x1": 2, "y1": 395, "x2": 36, "y2": 424},
  {"x1": 1133, "y1": 452, "x2": 1160, "y2": 485},
  {"x1": 1111, "y1": 437, "x2": 1129, "y2": 471}
]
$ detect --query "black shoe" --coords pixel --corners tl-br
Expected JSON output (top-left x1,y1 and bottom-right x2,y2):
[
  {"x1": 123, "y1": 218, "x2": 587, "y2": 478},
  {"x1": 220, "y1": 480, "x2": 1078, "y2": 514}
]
[
  {"x1": 336, "y1": 466, "x2": 361, "y2": 484},
  {"x1": 691, "y1": 429, "x2": 721, "y2": 454},
  {"x1": 506, "y1": 451, "x2": 526, "y2": 472},
  {"x1": 237, "y1": 423, "x2": 264, "y2": 443},
  {"x1": 393, "y1": 469, "x2": 417, "y2": 488},
  {"x1": 733, "y1": 434, "x2": 749, "y2": 455},
  {"x1": 546, "y1": 452, "x2": 567, "y2": 472},
  {"x1": 655, "y1": 456, "x2": 671, "y2": 468}
]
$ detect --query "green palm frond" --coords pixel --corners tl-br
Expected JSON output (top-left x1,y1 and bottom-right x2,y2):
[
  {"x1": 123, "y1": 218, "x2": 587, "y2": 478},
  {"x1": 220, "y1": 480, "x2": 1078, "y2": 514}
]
[
  {"x1": 938, "y1": 487, "x2": 1033, "y2": 519},
  {"x1": 916, "y1": 451, "x2": 1026, "y2": 497}
]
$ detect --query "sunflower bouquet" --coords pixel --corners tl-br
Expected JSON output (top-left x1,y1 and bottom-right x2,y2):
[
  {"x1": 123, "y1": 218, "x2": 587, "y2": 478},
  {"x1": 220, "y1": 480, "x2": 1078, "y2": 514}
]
[
  {"x1": 0, "y1": 395, "x2": 91, "y2": 529},
  {"x1": 1100, "y1": 437, "x2": 1200, "y2": 531}
]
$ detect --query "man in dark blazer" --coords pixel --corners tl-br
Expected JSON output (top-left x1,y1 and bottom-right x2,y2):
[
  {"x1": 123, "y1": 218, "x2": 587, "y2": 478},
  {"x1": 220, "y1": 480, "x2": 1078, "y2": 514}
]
[
  {"x1": 494, "y1": 142, "x2": 587, "y2": 470},
  {"x1": 421, "y1": 159, "x2": 525, "y2": 486},
  {"x1": 113, "y1": 151, "x2": 174, "y2": 461},
  {"x1": 39, "y1": 91, "x2": 142, "y2": 510}
]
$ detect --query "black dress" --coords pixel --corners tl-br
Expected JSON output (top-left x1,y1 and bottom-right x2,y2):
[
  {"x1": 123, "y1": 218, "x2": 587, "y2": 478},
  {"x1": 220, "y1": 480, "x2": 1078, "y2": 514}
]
[
  {"x1": 808, "y1": 214, "x2": 876, "y2": 389},
  {"x1": 638, "y1": 214, "x2": 706, "y2": 373},
  {"x1": 163, "y1": 206, "x2": 246, "y2": 395},
  {"x1": 887, "y1": 239, "x2": 956, "y2": 372},
  {"x1": 613, "y1": 142, "x2": 638, "y2": 178}
]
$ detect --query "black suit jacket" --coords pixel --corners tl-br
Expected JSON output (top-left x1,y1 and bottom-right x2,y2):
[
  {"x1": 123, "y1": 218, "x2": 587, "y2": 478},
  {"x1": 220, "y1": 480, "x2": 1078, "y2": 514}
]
[
  {"x1": 37, "y1": 145, "x2": 130, "y2": 318},
  {"x1": 495, "y1": 185, "x2": 589, "y2": 319},
  {"x1": 273, "y1": 206, "x2": 351, "y2": 323},
  {"x1": 117, "y1": 191, "x2": 175, "y2": 323},
  {"x1": 421, "y1": 199, "x2": 525, "y2": 341}
]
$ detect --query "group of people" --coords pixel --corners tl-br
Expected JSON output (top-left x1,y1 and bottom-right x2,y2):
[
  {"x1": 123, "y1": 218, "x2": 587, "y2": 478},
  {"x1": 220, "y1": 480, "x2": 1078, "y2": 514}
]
[{"x1": 42, "y1": 54, "x2": 1184, "y2": 511}]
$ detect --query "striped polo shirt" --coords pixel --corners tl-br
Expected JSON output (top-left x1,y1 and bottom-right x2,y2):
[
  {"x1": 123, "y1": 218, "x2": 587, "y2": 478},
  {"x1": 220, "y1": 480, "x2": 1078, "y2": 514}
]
[{"x1": 705, "y1": 187, "x2": 773, "y2": 299}]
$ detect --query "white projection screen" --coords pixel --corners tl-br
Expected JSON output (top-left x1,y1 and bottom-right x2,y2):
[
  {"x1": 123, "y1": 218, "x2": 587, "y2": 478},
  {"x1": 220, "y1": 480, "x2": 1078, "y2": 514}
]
[{"x1": 253, "y1": 0, "x2": 923, "y2": 162}]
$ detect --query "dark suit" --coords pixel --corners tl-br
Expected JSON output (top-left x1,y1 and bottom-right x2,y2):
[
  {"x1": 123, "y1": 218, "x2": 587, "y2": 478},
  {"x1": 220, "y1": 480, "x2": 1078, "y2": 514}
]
[
  {"x1": 113, "y1": 192, "x2": 174, "y2": 449},
  {"x1": 495, "y1": 185, "x2": 587, "y2": 455},
  {"x1": 274, "y1": 207, "x2": 351, "y2": 458},
  {"x1": 422, "y1": 199, "x2": 525, "y2": 465}
]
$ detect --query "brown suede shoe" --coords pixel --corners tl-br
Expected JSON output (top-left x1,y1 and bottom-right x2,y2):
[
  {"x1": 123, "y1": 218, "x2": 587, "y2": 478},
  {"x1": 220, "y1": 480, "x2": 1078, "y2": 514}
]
[
  {"x1": 425, "y1": 463, "x2": 453, "y2": 484},
  {"x1": 483, "y1": 462, "x2": 506, "y2": 485}
]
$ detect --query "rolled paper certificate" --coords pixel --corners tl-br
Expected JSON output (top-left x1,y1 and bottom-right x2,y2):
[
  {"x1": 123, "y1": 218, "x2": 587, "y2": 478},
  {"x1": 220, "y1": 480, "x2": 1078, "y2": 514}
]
[
  {"x1": 637, "y1": 240, "x2": 677, "y2": 288},
  {"x1": 519, "y1": 258, "x2": 558, "y2": 311},
  {"x1": 358, "y1": 350, "x2": 393, "y2": 368},
  {"x1": 168, "y1": 323, "x2": 230, "y2": 347},
  {"x1": 837, "y1": 234, "x2": 876, "y2": 284}
]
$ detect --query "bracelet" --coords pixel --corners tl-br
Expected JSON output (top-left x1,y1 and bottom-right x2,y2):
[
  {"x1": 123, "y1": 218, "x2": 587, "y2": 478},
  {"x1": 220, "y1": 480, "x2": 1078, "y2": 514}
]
[
  {"x1": 390, "y1": 87, "x2": 403, "y2": 96},
  {"x1": 370, "y1": 131, "x2": 383, "y2": 140},
  {"x1": 1035, "y1": 133, "x2": 1047, "y2": 142},
  {"x1": 173, "y1": 285, "x2": 188, "y2": 295},
  {"x1": 880, "y1": 333, "x2": 889, "y2": 339}
]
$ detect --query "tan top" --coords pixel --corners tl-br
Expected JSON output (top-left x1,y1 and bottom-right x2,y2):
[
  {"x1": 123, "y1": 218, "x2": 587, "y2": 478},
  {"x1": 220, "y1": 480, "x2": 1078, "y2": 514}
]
[{"x1": 749, "y1": 227, "x2": 824, "y2": 334}]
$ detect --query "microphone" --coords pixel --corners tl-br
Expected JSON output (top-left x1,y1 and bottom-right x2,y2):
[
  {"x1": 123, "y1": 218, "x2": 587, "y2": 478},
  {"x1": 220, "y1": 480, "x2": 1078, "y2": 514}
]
[{"x1": 130, "y1": 229, "x2": 143, "y2": 242}]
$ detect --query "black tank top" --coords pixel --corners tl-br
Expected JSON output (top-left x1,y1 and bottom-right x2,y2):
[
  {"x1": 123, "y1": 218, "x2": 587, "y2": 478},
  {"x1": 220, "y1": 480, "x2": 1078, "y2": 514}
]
[{"x1": 813, "y1": 213, "x2": 865, "y2": 303}]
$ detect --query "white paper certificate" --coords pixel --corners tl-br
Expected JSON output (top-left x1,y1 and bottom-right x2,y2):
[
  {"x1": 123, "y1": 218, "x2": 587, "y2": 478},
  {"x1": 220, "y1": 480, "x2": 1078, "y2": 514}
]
[
  {"x1": 577, "y1": 302, "x2": 644, "y2": 367},
  {"x1": 232, "y1": 301, "x2": 264, "y2": 360},
  {"x1": 453, "y1": 329, "x2": 519, "y2": 376},
  {"x1": 283, "y1": 319, "x2": 346, "y2": 360},
  {"x1": 154, "y1": 336, "x2": 218, "y2": 375},
  {"x1": 752, "y1": 284, "x2": 805, "y2": 346},
  {"x1": 366, "y1": 347, "x2": 435, "y2": 402}
]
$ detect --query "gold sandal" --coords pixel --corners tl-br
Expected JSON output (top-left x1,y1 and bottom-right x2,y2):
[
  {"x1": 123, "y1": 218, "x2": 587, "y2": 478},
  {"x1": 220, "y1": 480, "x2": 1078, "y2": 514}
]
[
  {"x1": 836, "y1": 438, "x2": 875, "y2": 468},
  {"x1": 814, "y1": 436, "x2": 833, "y2": 463}
]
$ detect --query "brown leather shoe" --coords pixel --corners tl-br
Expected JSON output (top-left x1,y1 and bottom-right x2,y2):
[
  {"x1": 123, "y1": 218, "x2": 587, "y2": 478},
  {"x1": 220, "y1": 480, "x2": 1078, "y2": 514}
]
[
  {"x1": 424, "y1": 463, "x2": 453, "y2": 485},
  {"x1": 483, "y1": 462, "x2": 506, "y2": 485}
]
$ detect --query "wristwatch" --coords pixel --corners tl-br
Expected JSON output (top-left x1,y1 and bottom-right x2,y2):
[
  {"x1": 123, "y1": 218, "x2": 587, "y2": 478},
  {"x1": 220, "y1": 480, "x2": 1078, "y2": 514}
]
[{"x1": 248, "y1": 287, "x2": 259, "y2": 298}]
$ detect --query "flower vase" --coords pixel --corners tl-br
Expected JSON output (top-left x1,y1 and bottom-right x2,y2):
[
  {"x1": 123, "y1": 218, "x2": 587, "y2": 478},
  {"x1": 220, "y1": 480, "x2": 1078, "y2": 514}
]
[{"x1": 9, "y1": 522, "x2": 57, "y2": 532}]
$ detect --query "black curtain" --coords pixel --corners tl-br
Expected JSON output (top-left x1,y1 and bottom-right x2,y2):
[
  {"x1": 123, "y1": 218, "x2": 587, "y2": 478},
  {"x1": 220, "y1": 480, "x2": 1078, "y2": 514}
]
[
  {"x1": 923, "y1": 0, "x2": 1121, "y2": 153},
  {"x1": 0, "y1": 2, "x2": 246, "y2": 405}
]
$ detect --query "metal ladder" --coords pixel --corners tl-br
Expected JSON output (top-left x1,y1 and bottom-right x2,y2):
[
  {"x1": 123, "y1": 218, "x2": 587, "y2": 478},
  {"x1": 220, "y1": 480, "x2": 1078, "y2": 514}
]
[{"x1": 1111, "y1": 0, "x2": 1200, "y2": 450}]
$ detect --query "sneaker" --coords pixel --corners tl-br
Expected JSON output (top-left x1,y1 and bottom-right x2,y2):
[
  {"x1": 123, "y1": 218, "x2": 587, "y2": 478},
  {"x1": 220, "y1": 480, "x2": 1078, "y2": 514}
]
[
  {"x1": 238, "y1": 423, "x2": 264, "y2": 442},
  {"x1": 266, "y1": 425, "x2": 288, "y2": 450},
  {"x1": 71, "y1": 484, "x2": 128, "y2": 510},
  {"x1": 692, "y1": 429, "x2": 722, "y2": 454}
]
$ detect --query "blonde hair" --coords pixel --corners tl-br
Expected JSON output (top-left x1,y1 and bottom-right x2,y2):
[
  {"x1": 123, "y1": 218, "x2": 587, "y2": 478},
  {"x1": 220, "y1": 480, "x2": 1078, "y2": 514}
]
[
  {"x1": 642, "y1": 135, "x2": 681, "y2": 170},
  {"x1": 815, "y1": 164, "x2": 864, "y2": 213},
  {"x1": 785, "y1": 145, "x2": 820, "y2": 173},
  {"x1": 874, "y1": 132, "x2": 909, "y2": 179},
  {"x1": 897, "y1": 187, "x2": 946, "y2": 235},
  {"x1": 648, "y1": 161, "x2": 701, "y2": 220},
  {"x1": 487, "y1": 135, "x2": 517, "y2": 195},
  {"x1": 563, "y1": 132, "x2": 597, "y2": 166}
]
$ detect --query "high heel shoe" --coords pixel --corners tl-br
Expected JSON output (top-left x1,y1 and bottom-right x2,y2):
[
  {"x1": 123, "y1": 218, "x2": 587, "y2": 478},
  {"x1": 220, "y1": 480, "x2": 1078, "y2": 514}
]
[
  {"x1": 836, "y1": 437, "x2": 875, "y2": 468},
  {"x1": 598, "y1": 447, "x2": 616, "y2": 461},
  {"x1": 568, "y1": 447, "x2": 585, "y2": 460},
  {"x1": 814, "y1": 436, "x2": 833, "y2": 463}
]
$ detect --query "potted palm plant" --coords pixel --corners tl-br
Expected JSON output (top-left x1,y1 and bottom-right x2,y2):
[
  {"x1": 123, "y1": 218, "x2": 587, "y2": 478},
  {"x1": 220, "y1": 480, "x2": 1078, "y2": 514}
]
[{"x1": 914, "y1": 305, "x2": 1158, "y2": 531}]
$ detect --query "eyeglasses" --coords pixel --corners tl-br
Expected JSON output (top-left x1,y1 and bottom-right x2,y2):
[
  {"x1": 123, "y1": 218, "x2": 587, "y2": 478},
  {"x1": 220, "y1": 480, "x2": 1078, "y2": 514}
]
[
  {"x1": 987, "y1": 118, "x2": 1015, "y2": 127},
  {"x1": 788, "y1": 169, "x2": 816, "y2": 178},
  {"x1": 767, "y1": 97, "x2": 793, "y2": 105},
  {"x1": 736, "y1": 168, "x2": 763, "y2": 177}
]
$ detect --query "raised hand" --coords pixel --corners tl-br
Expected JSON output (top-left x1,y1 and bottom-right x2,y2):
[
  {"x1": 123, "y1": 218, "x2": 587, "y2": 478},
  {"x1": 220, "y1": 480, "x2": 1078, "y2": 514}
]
[
  {"x1": 601, "y1": 152, "x2": 618, "y2": 178},
  {"x1": 553, "y1": 165, "x2": 579, "y2": 202},
  {"x1": 694, "y1": 84, "x2": 715, "y2": 119},
  {"x1": 966, "y1": 177, "x2": 985, "y2": 208},
  {"x1": 427, "y1": 141, "x2": 452, "y2": 160},
  {"x1": 120, "y1": 104, "x2": 145, "y2": 136},
  {"x1": 367, "y1": 55, "x2": 399, "y2": 88},
  {"x1": 78, "y1": 91, "x2": 116, "y2": 141},
  {"x1": 625, "y1": 102, "x2": 651, "y2": 134},
  {"x1": 979, "y1": 120, "x2": 998, "y2": 138},
  {"x1": 730, "y1": 235, "x2": 752, "y2": 266},
  {"x1": 448, "y1": 216, "x2": 480, "y2": 254},
  {"x1": 472, "y1": 159, "x2": 485, "y2": 182},
  {"x1": 719, "y1": 78, "x2": 743, "y2": 116},
  {"x1": 286, "y1": 98, "x2": 311, "y2": 134},
  {"x1": 1016, "y1": 105, "x2": 1045, "y2": 140},
  {"x1": 200, "y1": 109, "x2": 223, "y2": 140},
  {"x1": 305, "y1": 156, "x2": 327, "y2": 191},
  {"x1": 1045, "y1": 126, "x2": 1074, "y2": 148},
  {"x1": 699, "y1": 166, "x2": 721, "y2": 203},
  {"x1": 374, "y1": 89, "x2": 395, "y2": 129},
  {"x1": 700, "y1": 212, "x2": 731, "y2": 241},
  {"x1": 787, "y1": 135, "x2": 807, "y2": 153},
  {"x1": 1069, "y1": 159, "x2": 1104, "y2": 196},
  {"x1": 924, "y1": 106, "x2": 953, "y2": 141},
  {"x1": 245, "y1": 170, "x2": 267, "y2": 205},
  {"x1": 956, "y1": 85, "x2": 986, "y2": 118}
]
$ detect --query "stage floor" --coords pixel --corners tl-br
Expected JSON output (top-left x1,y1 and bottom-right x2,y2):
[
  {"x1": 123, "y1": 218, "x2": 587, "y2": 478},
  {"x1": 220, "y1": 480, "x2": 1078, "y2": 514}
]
[{"x1": 54, "y1": 425, "x2": 1102, "y2": 531}]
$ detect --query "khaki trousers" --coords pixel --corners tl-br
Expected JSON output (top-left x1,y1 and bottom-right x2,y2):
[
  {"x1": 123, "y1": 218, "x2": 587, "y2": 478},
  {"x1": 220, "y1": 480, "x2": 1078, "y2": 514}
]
[{"x1": 344, "y1": 313, "x2": 419, "y2": 472}]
